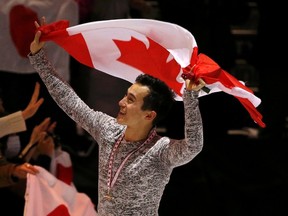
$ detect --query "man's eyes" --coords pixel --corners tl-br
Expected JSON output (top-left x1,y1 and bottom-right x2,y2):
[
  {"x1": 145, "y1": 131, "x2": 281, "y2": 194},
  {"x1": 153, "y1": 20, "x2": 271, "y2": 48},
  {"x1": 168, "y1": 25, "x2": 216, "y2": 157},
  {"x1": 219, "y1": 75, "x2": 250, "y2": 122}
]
[
  {"x1": 124, "y1": 93, "x2": 135, "y2": 103},
  {"x1": 127, "y1": 97, "x2": 134, "y2": 103}
]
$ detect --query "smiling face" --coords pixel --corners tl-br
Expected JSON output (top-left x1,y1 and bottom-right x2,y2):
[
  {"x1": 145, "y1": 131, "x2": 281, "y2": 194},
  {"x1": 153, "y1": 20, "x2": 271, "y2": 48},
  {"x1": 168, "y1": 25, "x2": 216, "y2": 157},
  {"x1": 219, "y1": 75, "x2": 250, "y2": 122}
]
[{"x1": 116, "y1": 83, "x2": 154, "y2": 128}]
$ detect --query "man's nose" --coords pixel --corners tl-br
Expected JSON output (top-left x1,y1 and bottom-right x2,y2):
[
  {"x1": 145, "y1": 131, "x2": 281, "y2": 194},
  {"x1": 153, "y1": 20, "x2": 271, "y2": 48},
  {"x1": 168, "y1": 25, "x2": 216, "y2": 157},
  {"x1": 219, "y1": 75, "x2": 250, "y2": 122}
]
[{"x1": 119, "y1": 96, "x2": 127, "y2": 106}]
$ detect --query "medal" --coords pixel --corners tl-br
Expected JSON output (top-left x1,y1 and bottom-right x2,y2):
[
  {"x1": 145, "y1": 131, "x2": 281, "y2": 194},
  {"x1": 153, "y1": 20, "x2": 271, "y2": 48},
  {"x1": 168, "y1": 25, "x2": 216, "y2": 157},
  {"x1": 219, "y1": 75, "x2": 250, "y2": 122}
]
[{"x1": 104, "y1": 191, "x2": 113, "y2": 201}]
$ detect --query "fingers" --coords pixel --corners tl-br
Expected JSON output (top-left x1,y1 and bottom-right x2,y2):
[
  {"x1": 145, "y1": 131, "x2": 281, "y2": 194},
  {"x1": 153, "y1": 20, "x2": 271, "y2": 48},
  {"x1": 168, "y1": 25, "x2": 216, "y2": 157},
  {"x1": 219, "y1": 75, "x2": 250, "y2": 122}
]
[
  {"x1": 29, "y1": 82, "x2": 40, "y2": 105},
  {"x1": 194, "y1": 78, "x2": 206, "y2": 91},
  {"x1": 34, "y1": 97, "x2": 44, "y2": 109},
  {"x1": 22, "y1": 82, "x2": 44, "y2": 119},
  {"x1": 40, "y1": 117, "x2": 52, "y2": 129},
  {"x1": 38, "y1": 131, "x2": 49, "y2": 143},
  {"x1": 24, "y1": 163, "x2": 39, "y2": 175},
  {"x1": 185, "y1": 78, "x2": 206, "y2": 91},
  {"x1": 34, "y1": 20, "x2": 40, "y2": 28},
  {"x1": 47, "y1": 121, "x2": 57, "y2": 133},
  {"x1": 13, "y1": 163, "x2": 39, "y2": 179},
  {"x1": 34, "y1": 16, "x2": 46, "y2": 28},
  {"x1": 34, "y1": 30, "x2": 42, "y2": 44},
  {"x1": 33, "y1": 81, "x2": 40, "y2": 97},
  {"x1": 35, "y1": 117, "x2": 51, "y2": 133},
  {"x1": 30, "y1": 118, "x2": 51, "y2": 143},
  {"x1": 31, "y1": 17, "x2": 46, "y2": 54}
]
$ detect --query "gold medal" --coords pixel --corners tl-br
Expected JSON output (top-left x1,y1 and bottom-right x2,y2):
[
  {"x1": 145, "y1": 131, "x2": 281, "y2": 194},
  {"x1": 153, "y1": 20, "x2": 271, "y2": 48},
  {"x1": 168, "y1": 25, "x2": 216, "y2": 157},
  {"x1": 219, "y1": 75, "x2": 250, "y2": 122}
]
[{"x1": 104, "y1": 191, "x2": 113, "y2": 201}]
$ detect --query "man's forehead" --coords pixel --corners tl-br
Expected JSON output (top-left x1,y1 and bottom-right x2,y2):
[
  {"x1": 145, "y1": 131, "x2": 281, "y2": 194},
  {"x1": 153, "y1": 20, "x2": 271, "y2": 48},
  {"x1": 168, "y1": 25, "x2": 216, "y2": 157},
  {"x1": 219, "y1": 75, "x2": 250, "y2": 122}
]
[{"x1": 128, "y1": 83, "x2": 149, "y2": 98}]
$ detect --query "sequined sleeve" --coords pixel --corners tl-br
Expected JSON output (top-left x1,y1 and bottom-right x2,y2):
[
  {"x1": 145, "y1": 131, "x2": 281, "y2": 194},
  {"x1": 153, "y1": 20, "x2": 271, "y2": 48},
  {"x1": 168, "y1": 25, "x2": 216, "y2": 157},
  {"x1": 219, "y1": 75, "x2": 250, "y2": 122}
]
[
  {"x1": 28, "y1": 49, "x2": 118, "y2": 141},
  {"x1": 160, "y1": 89, "x2": 204, "y2": 167}
]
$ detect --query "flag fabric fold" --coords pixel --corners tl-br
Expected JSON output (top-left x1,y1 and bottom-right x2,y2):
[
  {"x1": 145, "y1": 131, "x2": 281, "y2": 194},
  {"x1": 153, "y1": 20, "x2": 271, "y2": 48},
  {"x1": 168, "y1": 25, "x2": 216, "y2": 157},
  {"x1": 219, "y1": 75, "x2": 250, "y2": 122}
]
[
  {"x1": 49, "y1": 147, "x2": 74, "y2": 186},
  {"x1": 24, "y1": 166, "x2": 97, "y2": 216},
  {"x1": 37, "y1": 18, "x2": 265, "y2": 128}
]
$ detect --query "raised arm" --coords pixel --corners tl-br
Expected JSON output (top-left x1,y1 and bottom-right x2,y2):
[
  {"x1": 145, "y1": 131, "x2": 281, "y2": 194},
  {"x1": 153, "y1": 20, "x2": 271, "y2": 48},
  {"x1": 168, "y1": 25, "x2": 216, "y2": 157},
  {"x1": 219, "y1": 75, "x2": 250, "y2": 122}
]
[
  {"x1": 162, "y1": 77, "x2": 205, "y2": 167},
  {"x1": 28, "y1": 17, "x2": 109, "y2": 140}
]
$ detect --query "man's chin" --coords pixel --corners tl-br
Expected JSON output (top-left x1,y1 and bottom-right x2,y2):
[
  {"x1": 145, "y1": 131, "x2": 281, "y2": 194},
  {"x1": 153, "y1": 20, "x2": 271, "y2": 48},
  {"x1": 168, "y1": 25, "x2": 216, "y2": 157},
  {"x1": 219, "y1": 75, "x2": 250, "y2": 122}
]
[{"x1": 116, "y1": 117, "x2": 125, "y2": 125}]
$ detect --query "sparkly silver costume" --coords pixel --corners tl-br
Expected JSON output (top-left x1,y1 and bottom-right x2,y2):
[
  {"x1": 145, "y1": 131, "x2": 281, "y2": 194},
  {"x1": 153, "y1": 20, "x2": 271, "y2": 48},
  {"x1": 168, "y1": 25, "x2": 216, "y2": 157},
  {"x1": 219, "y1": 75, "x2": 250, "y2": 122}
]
[{"x1": 29, "y1": 49, "x2": 203, "y2": 216}]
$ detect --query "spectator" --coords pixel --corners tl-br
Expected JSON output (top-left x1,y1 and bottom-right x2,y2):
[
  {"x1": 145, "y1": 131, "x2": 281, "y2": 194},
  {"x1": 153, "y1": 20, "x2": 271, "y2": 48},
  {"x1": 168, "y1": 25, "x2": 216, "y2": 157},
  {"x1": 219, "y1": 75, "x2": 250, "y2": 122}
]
[
  {"x1": 0, "y1": 0, "x2": 79, "y2": 146},
  {"x1": 0, "y1": 81, "x2": 43, "y2": 216}
]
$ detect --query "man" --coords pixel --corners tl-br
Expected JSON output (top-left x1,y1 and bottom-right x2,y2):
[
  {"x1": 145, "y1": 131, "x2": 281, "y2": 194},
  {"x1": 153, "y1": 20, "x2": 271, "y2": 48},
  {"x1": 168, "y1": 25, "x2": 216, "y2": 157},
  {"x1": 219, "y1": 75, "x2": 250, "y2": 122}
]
[{"x1": 28, "y1": 19, "x2": 204, "y2": 215}]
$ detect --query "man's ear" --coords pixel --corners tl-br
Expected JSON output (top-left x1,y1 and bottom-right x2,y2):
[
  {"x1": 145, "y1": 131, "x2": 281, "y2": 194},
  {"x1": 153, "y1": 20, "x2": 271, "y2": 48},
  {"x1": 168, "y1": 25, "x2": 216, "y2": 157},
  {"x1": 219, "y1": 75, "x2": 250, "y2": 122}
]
[{"x1": 145, "y1": 111, "x2": 157, "y2": 121}]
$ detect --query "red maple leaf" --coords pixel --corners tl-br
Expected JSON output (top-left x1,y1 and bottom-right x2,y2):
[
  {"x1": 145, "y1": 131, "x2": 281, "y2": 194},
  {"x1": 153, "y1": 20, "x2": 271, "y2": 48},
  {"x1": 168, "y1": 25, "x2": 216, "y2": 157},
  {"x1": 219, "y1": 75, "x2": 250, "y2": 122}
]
[{"x1": 113, "y1": 37, "x2": 183, "y2": 96}]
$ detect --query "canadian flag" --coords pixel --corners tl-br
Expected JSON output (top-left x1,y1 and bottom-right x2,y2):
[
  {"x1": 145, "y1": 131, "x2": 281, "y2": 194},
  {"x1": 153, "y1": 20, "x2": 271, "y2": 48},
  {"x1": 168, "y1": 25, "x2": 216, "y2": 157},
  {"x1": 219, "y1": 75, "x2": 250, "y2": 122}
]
[
  {"x1": 0, "y1": 0, "x2": 78, "y2": 81},
  {"x1": 37, "y1": 19, "x2": 265, "y2": 128},
  {"x1": 24, "y1": 166, "x2": 98, "y2": 216}
]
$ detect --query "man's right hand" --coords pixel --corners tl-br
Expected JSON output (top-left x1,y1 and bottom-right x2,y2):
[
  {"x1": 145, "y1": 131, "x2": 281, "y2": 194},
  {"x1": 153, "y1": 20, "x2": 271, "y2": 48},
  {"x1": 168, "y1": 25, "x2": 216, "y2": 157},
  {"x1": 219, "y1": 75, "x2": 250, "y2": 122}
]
[{"x1": 30, "y1": 16, "x2": 46, "y2": 54}]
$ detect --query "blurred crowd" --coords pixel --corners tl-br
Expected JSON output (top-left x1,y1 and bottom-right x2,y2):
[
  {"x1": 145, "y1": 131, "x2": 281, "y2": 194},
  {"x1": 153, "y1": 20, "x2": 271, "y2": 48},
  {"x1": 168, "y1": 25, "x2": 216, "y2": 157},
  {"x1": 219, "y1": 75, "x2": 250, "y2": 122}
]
[{"x1": 1, "y1": 0, "x2": 287, "y2": 215}]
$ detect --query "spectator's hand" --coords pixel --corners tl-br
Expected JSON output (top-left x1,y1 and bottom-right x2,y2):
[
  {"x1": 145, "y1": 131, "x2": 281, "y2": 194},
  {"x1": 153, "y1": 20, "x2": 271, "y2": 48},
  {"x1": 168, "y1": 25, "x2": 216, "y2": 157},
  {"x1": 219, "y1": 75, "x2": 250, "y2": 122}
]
[
  {"x1": 29, "y1": 117, "x2": 52, "y2": 145},
  {"x1": 185, "y1": 78, "x2": 206, "y2": 91},
  {"x1": 30, "y1": 16, "x2": 46, "y2": 55},
  {"x1": 47, "y1": 120, "x2": 57, "y2": 134},
  {"x1": 22, "y1": 82, "x2": 44, "y2": 120},
  {"x1": 35, "y1": 132, "x2": 55, "y2": 157},
  {"x1": 19, "y1": 117, "x2": 51, "y2": 161},
  {"x1": 12, "y1": 163, "x2": 39, "y2": 179}
]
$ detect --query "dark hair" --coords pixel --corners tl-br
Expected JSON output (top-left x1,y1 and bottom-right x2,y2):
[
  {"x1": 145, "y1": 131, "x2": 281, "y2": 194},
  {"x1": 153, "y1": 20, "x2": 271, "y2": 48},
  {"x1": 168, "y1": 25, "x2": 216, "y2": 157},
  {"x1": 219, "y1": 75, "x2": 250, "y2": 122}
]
[{"x1": 135, "y1": 74, "x2": 175, "y2": 125}]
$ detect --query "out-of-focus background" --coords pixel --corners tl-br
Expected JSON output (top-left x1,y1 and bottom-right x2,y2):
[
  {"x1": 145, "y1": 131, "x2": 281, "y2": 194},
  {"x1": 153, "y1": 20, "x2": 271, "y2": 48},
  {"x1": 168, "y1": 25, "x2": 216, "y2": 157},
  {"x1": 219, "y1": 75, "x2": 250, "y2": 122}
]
[{"x1": 1, "y1": 0, "x2": 287, "y2": 215}]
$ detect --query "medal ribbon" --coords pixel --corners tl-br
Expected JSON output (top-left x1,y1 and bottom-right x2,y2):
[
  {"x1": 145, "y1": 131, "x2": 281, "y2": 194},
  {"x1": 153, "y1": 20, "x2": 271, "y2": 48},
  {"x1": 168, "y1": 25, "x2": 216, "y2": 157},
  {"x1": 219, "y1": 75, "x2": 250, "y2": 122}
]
[{"x1": 107, "y1": 128, "x2": 157, "y2": 193}]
